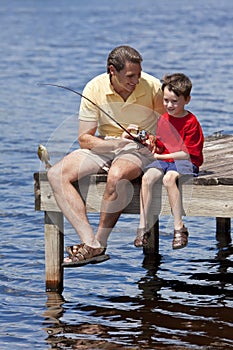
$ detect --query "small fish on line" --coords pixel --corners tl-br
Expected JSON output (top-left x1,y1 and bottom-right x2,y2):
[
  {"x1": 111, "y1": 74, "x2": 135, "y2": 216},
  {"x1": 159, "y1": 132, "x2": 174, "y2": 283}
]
[{"x1": 37, "y1": 144, "x2": 52, "y2": 169}]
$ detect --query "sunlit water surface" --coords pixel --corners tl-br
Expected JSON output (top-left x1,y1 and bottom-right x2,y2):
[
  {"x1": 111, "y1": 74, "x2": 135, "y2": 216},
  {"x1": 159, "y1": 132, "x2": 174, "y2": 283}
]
[{"x1": 0, "y1": 0, "x2": 233, "y2": 349}]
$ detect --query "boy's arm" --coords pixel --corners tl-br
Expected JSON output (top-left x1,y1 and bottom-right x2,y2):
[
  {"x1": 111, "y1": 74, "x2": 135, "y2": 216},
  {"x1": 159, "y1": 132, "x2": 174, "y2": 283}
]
[{"x1": 153, "y1": 150, "x2": 190, "y2": 161}]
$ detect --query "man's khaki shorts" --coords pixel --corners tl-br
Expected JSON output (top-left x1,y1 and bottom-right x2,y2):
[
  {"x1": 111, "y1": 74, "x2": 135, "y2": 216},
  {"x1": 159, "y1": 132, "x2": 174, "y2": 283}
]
[{"x1": 77, "y1": 141, "x2": 155, "y2": 173}]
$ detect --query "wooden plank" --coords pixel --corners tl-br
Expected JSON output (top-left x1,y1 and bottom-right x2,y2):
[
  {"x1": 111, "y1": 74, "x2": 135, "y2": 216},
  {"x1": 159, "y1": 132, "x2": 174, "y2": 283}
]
[
  {"x1": 196, "y1": 135, "x2": 233, "y2": 184},
  {"x1": 34, "y1": 172, "x2": 233, "y2": 217},
  {"x1": 180, "y1": 185, "x2": 233, "y2": 217},
  {"x1": 193, "y1": 176, "x2": 219, "y2": 185},
  {"x1": 34, "y1": 134, "x2": 233, "y2": 218}
]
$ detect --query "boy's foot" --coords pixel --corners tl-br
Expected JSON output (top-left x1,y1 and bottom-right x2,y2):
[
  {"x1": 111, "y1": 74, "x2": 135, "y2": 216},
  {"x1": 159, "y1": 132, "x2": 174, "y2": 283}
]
[
  {"x1": 134, "y1": 228, "x2": 151, "y2": 247},
  {"x1": 172, "y1": 226, "x2": 189, "y2": 249}
]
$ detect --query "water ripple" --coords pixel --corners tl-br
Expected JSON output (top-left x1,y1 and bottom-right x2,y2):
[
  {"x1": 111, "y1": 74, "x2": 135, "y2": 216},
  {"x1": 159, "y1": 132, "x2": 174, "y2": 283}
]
[{"x1": 0, "y1": 0, "x2": 233, "y2": 349}]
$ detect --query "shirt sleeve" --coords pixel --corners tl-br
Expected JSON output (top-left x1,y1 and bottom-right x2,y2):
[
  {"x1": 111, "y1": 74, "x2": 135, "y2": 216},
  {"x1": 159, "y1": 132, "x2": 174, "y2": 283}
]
[
  {"x1": 79, "y1": 82, "x2": 100, "y2": 122},
  {"x1": 182, "y1": 117, "x2": 204, "y2": 157},
  {"x1": 153, "y1": 86, "x2": 166, "y2": 115}
]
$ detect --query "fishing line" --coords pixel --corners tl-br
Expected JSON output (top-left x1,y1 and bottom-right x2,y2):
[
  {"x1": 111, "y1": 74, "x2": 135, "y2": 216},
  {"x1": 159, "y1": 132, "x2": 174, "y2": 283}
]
[{"x1": 38, "y1": 83, "x2": 143, "y2": 144}]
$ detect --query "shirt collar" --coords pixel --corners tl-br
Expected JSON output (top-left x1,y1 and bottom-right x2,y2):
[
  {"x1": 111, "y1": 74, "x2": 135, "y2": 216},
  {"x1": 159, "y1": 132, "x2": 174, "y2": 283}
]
[{"x1": 105, "y1": 74, "x2": 146, "y2": 101}]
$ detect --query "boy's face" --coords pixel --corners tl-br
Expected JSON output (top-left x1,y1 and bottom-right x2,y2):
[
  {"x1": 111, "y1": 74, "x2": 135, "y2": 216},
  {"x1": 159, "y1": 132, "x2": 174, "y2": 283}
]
[{"x1": 163, "y1": 86, "x2": 191, "y2": 117}]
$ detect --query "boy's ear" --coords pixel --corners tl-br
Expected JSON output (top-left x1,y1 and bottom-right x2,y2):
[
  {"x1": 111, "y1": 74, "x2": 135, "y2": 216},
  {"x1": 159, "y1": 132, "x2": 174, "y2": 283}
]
[{"x1": 185, "y1": 95, "x2": 191, "y2": 104}]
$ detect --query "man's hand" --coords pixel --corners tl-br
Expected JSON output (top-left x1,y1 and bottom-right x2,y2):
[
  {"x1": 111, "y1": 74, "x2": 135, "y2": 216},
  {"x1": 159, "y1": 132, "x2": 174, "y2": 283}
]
[{"x1": 121, "y1": 124, "x2": 139, "y2": 140}]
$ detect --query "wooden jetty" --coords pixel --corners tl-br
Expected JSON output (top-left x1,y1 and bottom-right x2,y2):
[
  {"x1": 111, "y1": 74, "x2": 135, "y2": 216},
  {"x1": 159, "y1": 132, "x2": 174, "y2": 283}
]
[{"x1": 34, "y1": 134, "x2": 233, "y2": 293}]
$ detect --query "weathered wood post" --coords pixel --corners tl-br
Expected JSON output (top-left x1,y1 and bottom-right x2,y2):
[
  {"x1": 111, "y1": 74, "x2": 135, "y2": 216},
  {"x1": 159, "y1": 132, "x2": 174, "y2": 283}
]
[
  {"x1": 143, "y1": 216, "x2": 159, "y2": 255},
  {"x1": 44, "y1": 211, "x2": 64, "y2": 293},
  {"x1": 216, "y1": 217, "x2": 231, "y2": 247},
  {"x1": 142, "y1": 181, "x2": 162, "y2": 256}
]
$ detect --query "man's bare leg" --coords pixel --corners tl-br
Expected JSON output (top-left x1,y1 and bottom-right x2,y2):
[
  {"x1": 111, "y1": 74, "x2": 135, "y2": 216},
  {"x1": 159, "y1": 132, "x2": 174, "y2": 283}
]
[
  {"x1": 95, "y1": 159, "x2": 142, "y2": 247},
  {"x1": 47, "y1": 149, "x2": 102, "y2": 248}
]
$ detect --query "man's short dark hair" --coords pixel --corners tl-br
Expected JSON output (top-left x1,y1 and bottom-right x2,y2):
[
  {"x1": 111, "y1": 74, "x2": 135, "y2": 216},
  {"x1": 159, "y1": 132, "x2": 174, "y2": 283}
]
[{"x1": 107, "y1": 45, "x2": 143, "y2": 73}]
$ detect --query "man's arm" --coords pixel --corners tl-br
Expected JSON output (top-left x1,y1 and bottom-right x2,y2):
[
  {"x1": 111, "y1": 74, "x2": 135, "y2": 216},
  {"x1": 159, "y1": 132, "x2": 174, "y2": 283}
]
[{"x1": 78, "y1": 120, "x2": 131, "y2": 153}]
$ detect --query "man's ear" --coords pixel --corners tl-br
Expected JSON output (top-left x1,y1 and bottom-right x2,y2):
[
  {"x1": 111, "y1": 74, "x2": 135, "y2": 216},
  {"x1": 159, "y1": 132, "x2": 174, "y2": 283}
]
[{"x1": 109, "y1": 64, "x2": 116, "y2": 76}]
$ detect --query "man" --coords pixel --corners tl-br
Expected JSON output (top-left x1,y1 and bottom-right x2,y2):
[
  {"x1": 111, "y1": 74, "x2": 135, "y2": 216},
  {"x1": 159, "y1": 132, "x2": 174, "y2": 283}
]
[{"x1": 48, "y1": 45, "x2": 165, "y2": 264}]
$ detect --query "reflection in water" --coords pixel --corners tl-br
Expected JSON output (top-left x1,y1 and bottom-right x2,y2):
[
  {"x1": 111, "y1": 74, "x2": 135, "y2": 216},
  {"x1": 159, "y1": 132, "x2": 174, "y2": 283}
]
[
  {"x1": 190, "y1": 230, "x2": 233, "y2": 291},
  {"x1": 43, "y1": 292, "x2": 65, "y2": 336},
  {"x1": 43, "y1": 241, "x2": 233, "y2": 349},
  {"x1": 43, "y1": 293, "x2": 137, "y2": 349}
]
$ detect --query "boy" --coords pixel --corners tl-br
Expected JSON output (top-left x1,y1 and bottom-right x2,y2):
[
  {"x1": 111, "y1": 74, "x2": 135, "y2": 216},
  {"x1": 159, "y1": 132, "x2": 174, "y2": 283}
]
[{"x1": 134, "y1": 73, "x2": 204, "y2": 250}]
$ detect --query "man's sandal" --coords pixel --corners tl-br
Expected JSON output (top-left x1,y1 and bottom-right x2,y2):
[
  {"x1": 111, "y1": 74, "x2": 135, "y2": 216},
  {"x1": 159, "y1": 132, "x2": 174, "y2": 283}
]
[
  {"x1": 134, "y1": 228, "x2": 151, "y2": 248},
  {"x1": 62, "y1": 244, "x2": 109, "y2": 267},
  {"x1": 66, "y1": 243, "x2": 84, "y2": 256},
  {"x1": 172, "y1": 226, "x2": 189, "y2": 250}
]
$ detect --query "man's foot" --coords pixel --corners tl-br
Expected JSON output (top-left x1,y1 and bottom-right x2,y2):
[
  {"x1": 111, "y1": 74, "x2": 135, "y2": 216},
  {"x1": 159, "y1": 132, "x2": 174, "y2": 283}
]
[
  {"x1": 172, "y1": 226, "x2": 189, "y2": 249},
  {"x1": 63, "y1": 244, "x2": 106, "y2": 264},
  {"x1": 66, "y1": 243, "x2": 85, "y2": 256},
  {"x1": 134, "y1": 228, "x2": 151, "y2": 248}
]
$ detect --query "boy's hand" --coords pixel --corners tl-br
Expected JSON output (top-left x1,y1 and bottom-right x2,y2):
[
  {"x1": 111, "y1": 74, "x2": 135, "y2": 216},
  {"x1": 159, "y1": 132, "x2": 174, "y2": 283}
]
[{"x1": 144, "y1": 135, "x2": 157, "y2": 152}]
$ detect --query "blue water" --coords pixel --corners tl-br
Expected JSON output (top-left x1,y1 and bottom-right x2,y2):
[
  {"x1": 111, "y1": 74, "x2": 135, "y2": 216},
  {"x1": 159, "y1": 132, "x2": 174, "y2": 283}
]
[{"x1": 1, "y1": 0, "x2": 233, "y2": 348}]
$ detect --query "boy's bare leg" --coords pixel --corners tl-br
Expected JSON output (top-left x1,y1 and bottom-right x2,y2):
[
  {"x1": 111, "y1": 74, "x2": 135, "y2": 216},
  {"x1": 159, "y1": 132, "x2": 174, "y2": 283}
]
[
  {"x1": 163, "y1": 171, "x2": 183, "y2": 230},
  {"x1": 139, "y1": 168, "x2": 163, "y2": 230}
]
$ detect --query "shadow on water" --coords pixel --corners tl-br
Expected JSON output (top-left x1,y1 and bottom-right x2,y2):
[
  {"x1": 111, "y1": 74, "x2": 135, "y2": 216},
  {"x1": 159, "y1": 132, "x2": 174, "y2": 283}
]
[{"x1": 42, "y1": 234, "x2": 233, "y2": 350}]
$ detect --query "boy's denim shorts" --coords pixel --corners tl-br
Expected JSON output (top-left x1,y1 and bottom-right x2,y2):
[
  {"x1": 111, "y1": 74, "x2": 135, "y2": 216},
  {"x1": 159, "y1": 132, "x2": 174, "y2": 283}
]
[{"x1": 146, "y1": 159, "x2": 199, "y2": 176}]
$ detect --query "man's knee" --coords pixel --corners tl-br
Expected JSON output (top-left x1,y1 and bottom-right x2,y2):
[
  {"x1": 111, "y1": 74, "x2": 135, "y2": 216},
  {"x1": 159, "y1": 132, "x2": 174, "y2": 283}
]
[
  {"x1": 47, "y1": 164, "x2": 60, "y2": 188},
  {"x1": 105, "y1": 171, "x2": 121, "y2": 197},
  {"x1": 106, "y1": 168, "x2": 135, "y2": 200},
  {"x1": 109, "y1": 159, "x2": 142, "y2": 181}
]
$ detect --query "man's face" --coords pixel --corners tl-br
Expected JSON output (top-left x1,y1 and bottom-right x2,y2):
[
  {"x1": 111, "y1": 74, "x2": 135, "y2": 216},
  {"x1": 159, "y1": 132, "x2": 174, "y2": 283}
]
[{"x1": 110, "y1": 61, "x2": 141, "y2": 94}]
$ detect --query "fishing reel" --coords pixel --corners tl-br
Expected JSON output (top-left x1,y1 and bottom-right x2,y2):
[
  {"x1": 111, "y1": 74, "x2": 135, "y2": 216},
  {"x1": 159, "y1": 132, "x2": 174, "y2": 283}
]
[
  {"x1": 135, "y1": 130, "x2": 158, "y2": 152},
  {"x1": 135, "y1": 129, "x2": 149, "y2": 142}
]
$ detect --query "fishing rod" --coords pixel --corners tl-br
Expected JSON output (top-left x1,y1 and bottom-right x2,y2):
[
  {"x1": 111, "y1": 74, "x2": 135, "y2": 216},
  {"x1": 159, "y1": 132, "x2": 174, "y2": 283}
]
[{"x1": 38, "y1": 83, "x2": 148, "y2": 144}]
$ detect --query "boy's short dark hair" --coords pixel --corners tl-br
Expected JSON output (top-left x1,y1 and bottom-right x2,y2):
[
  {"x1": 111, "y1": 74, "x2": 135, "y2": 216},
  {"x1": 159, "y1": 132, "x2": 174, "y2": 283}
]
[
  {"x1": 161, "y1": 73, "x2": 192, "y2": 99},
  {"x1": 107, "y1": 45, "x2": 143, "y2": 73}
]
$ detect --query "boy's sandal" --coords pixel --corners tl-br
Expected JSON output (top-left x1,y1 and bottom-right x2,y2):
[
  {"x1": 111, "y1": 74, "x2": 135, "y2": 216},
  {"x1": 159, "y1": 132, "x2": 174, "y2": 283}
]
[
  {"x1": 134, "y1": 228, "x2": 151, "y2": 248},
  {"x1": 62, "y1": 244, "x2": 109, "y2": 267},
  {"x1": 172, "y1": 226, "x2": 189, "y2": 250}
]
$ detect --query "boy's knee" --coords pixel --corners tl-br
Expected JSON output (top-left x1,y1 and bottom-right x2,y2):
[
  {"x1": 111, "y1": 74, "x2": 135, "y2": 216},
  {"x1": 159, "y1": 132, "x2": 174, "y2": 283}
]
[
  {"x1": 163, "y1": 172, "x2": 177, "y2": 187},
  {"x1": 142, "y1": 173, "x2": 149, "y2": 186},
  {"x1": 142, "y1": 170, "x2": 162, "y2": 187}
]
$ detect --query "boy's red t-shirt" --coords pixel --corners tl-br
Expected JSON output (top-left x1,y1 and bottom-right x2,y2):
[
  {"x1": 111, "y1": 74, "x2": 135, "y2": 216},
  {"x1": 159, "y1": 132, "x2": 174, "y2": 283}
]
[{"x1": 156, "y1": 111, "x2": 204, "y2": 168}]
